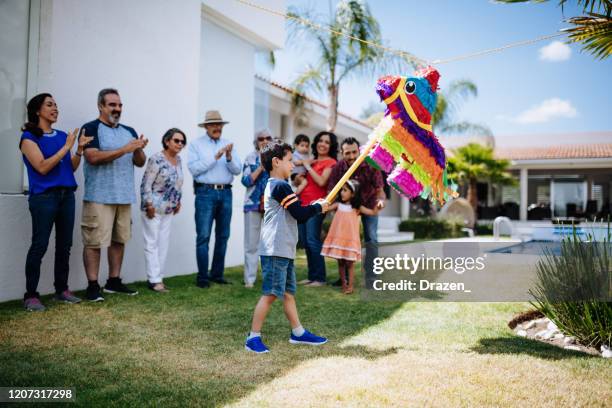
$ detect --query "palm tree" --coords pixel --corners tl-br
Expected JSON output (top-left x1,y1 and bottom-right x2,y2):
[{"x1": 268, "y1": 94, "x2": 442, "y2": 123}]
[
  {"x1": 447, "y1": 143, "x2": 515, "y2": 218},
  {"x1": 431, "y1": 79, "x2": 492, "y2": 140},
  {"x1": 496, "y1": 0, "x2": 611, "y2": 59},
  {"x1": 287, "y1": 0, "x2": 413, "y2": 132}
]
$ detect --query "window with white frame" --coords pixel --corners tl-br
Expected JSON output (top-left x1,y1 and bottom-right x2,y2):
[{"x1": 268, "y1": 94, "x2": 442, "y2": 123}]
[{"x1": 502, "y1": 185, "x2": 520, "y2": 204}]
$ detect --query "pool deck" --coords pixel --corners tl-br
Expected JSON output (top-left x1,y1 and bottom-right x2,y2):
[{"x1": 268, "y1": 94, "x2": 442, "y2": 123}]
[{"x1": 438, "y1": 236, "x2": 521, "y2": 243}]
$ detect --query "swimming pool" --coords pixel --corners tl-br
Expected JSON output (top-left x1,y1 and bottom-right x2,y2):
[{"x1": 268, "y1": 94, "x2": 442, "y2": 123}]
[{"x1": 490, "y1": 240, "x2": 562, "y2": 256}]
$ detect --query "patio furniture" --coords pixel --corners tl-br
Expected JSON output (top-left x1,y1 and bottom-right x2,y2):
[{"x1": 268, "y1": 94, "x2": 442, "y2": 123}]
[
  {"x1": 566, "y1": 203, "x2": 578, "y2": 218},
  {"x1": 585, "y1": 200, "x2": 598, "y2": 219},
  {"x1": 478, "y1": 206, "x2": 499, "y2": 220},
  {"x1": 501, "y1": 202, "x2": 519, "y2": 220},
  {"x1": 528, "y1": 205, "x2": 551, "y2": 220}
]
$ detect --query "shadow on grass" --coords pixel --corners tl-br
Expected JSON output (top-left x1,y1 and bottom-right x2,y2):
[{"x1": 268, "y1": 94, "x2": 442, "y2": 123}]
[
  {"x1": 470, "y1": 336, "x2": 598, "y2": 360},
  {"x1": 0, "y1": 252, "x2": 404, "y2": 407}
]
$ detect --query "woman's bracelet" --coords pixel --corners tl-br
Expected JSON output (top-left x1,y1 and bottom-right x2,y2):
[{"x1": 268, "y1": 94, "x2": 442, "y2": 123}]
[{"x1": 75, "y1": 150, "x2": 83, "y2": 157}]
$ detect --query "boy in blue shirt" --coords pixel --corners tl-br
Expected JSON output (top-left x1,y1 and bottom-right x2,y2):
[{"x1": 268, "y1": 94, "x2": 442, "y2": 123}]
[{"x1": 245, "y1": 142, "x2": 329, "y2": 353}]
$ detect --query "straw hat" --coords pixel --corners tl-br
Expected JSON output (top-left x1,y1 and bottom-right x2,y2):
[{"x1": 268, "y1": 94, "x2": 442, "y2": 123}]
[{"x1": 198, "y1": 110, "x2": 229, "y2": 127}]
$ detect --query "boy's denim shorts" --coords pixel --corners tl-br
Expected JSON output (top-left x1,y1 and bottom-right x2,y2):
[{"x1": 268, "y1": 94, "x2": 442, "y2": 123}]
[{"x1": 260, "y1": 256, "x2": 297, "y2": 299}]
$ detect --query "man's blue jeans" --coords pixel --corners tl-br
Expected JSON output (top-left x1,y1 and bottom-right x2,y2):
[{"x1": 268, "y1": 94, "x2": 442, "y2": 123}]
[
  {"x1": 298, "y1": 213, "x2": 326, "y2": 283},
  {"x1": 195, "y1": 186, "x2": 232, "y2": 284},
  {"x1": 361, "y1": 214, "x2": 379, "y2": 286},
  {"x1": 25, "y1": 188, "x2": 75, "y2": 299}
]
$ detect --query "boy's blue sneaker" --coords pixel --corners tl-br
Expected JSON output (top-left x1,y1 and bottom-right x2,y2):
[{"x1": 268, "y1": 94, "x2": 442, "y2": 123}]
[
  {"x1": 245, "y1": 336, "x2": 270, "y2": 353},
  {"x1": 289, "y1": 330, "x2": 328, "y2": 346}
]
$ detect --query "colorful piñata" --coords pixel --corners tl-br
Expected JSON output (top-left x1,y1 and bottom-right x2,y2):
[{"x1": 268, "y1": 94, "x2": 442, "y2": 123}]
[{"x1": 365, "y1": 67, "x2": 457, "y2": 204}]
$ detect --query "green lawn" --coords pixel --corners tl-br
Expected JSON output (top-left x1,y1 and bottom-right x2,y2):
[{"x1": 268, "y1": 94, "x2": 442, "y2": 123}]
[{"x1": 0, "y1": 251, "x2": 610, "y2": 407}]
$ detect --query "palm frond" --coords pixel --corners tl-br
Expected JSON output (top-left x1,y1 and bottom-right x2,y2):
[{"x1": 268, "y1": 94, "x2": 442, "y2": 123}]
[
  {"x1": 290, "y1": 67, "x2": 326, "y2": 127},
  {"x1": 431, "y1": 94, "x2": 448, "y2": 128},
  {"x1": 564, "y1": 13, "x2": 612, "y2": 59},
  {"x1": 447, "y1": 80, "x2": 478, "y2": 100},
  {"x1": 495, "y1": 0, "x2": 611, "y2": 58},
  {"x1": 495, "y1": 0, "x2": 609, "y2": 12},
  {"x1": 447, "y1": 143, "x2": 513, "y2": 185}
]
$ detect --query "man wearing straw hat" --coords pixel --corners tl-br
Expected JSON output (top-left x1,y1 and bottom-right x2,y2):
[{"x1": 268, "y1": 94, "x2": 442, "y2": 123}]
[{"x1": 188, "y1": 110, "x2": 241, "y2": 288}]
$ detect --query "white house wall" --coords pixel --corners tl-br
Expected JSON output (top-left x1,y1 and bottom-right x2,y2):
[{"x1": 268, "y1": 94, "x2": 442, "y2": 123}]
[
  {"x1": 0, "y1": 0, "x2": 203, "y2": 302},
  {"x1": 198, "y1": 16, "x2": 257, "y2": 271},
  {"x1": 203, "y1": 0, "x2": 285, "y2": 50}
]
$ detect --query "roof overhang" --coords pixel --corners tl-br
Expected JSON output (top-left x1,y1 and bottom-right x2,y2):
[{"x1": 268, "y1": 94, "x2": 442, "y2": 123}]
[
  {"x1": 256, "y1": 76, "x2": 373, "y2": 134},
  {"x1": 509, "y1": 157, "x2": 612, "y2": 170}
]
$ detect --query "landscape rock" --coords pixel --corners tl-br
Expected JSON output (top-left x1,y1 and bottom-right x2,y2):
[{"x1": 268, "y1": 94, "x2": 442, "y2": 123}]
[
  {"x1": 512, "y1": 317, "x2": 602, "y2": 357},
  {"x1": 524, "y1": 320, "x2": 536, "y2": 330},
  {"x1": 563, "y1": 336, "x2": 575, "y2": 345},
  {"x1": 534, "y1": 318, "x2": 549, "y2": 325}
]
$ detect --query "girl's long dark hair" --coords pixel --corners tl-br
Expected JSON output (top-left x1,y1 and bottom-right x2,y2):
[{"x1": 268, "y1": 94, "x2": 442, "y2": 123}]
[
  {"x1": 338, "y1": 179, "x2": 362, "y2": 209},
  {"x1": 311, "y1": 131, "x2": 338, "y2": 160},
  {"x1": 22, "y1": 93, "x2": 53, "y2": 138}
]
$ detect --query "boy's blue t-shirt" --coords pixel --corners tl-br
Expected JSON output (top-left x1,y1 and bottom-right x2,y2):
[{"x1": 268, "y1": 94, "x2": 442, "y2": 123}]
[
  {"x1": 259, "y1": 178, "x2": 322, "y2": 259},
  {"x1": 20, "y1": 129, "x2": 77, "y2": 195},
  {"x1": 81, "y1": 119, "x2": 138, "y2": 204}
]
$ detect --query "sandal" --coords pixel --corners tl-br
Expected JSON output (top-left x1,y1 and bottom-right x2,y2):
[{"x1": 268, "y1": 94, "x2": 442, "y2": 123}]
[{"x1": 148, "y1": 282, "x2": 169, "y2": 293}]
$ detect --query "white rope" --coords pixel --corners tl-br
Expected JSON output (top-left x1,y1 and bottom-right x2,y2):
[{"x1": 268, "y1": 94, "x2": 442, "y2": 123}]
[{"x1": 233, "y1": 0, "x2": 568, "y2": 66}]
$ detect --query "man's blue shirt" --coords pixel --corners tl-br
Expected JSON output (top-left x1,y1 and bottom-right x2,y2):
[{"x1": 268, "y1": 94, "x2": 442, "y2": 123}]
[{"x1": 187, "y1": 134, "x2": 241, "y2": 184}]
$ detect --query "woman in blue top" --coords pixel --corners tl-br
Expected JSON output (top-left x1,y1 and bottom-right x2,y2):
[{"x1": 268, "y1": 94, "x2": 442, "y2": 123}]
[
  {"x1": 19, "y1": 93, "x2": 92, "y2": 311},
  {"x1": 241, "y1": 129, "x2": 272, "y2": 288}
]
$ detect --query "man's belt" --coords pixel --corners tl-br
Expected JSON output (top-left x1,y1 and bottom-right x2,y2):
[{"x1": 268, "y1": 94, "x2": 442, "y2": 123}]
[{"x1": 194, "y1": 182, "x2": 232, "y2": 190}]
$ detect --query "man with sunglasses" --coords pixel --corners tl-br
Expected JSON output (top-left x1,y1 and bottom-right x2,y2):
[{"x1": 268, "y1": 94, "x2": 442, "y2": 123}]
[
  {"x1": 81, "y1": 88, "x2": 148, "y2": 302},
  {"x1": 240, "y1": 129, "x2": 273, "y2": 288},
  {"x1": 187, "y1": 110, "x2": 241, "y2": 288}
]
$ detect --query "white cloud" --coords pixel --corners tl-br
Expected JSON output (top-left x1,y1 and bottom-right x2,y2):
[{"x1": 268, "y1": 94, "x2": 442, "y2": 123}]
[
  {"x1": 539, "y1": 41, "x2": 571, "y2": 62},
  {"x1": 515, "y1": 98, "x2": 577, "y2": 124}
]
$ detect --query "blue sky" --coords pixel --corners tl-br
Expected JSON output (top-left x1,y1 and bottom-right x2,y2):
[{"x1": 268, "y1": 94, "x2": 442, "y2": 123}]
[{"x1": 269, "y1": 0, "x2": 612, "y2": 139}]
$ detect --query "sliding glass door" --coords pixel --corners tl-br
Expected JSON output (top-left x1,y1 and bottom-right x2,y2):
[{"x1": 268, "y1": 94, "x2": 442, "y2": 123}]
[{"x1": 552, "y1": 180, "x2": 587, "y2": 217}]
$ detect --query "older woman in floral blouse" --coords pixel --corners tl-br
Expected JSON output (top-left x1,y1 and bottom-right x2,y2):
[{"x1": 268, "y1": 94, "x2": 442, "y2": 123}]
[
  {"x1": 140, "y1": 128, "x2": 186, "y2": 292},
  {"x1": 241, "y1": 128, "x2": 272, "y2": 288}
]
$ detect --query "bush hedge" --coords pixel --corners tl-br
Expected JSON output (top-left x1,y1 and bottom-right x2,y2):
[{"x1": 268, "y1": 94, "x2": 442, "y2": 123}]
[
  {"x1": 398, "y1": 218, "x2": 464, "y2": 240},
  {"x1": 475, "y1": 224, "x2": 494, "y2": 236}
]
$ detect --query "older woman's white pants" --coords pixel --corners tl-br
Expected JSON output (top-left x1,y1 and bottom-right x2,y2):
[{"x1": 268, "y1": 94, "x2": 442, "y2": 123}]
[
  {"x1": 244, "y1": 211, "x2": 263, "y2": 285},
  {"x1": 141, "y1": 212, "x2": 173, "y2": 284}
]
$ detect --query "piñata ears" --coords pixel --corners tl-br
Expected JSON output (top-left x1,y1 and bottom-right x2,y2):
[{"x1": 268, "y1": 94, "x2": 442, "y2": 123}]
[
  {"x1": 415, "y1": 66, "x2": 440, "y2": 92},
  {"x1": 376, "y1": 75, "x2": 400, "y2": 100}
]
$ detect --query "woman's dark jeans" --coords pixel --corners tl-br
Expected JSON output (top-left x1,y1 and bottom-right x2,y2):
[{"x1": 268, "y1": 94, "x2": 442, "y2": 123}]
[
  {"x1": 25, "y1": 188, "x2": 75, "y2": 299},
  {"x1": 298, "y1": 212, "x2": 326, "y2": 282}
]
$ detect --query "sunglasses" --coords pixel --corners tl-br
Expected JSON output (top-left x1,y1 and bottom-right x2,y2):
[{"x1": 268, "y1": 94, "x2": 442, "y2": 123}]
[
  {"x1": 172, "y1": 138, "x2": 186, "y2": 145},
  {"x1": 258, "y1": 136, "x2": 272, "y2": 142}
]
